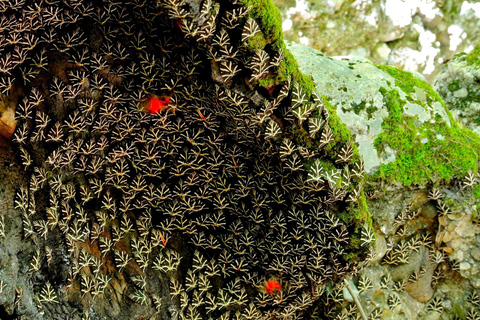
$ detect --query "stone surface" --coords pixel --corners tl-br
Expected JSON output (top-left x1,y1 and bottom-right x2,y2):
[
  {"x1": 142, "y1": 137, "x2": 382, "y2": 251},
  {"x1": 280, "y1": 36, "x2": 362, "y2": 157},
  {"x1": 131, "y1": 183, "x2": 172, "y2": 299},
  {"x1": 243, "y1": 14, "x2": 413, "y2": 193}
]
[
  {"x1": 471, "y1": 248, "x2": 480, "y2": 261},
  {"x1": 434, "y1": 43, "x2": 480, "y2": 135},
  {"x1": 274, "y1": 0, "x2": 480, "y2": 82},
  {"x1": 0, "y1": 152, "x2": 42, "y2": 319},
  {"x1": 288, "y1": 41, "x2": 453, "y2": 178}
]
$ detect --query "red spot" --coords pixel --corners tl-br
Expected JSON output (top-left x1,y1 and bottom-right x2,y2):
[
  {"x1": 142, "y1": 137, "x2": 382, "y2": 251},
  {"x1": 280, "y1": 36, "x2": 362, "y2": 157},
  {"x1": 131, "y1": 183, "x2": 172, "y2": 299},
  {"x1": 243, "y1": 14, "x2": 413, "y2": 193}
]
[
  {"x1": 265, "y1": 280, "x2": 281, "y2": 294},
  {"x1": 175, "y1": 19, "x2": 183, "y2": 30},
  {"x1": 146, "y1": 96, "x2": 170, "y2": 114}
]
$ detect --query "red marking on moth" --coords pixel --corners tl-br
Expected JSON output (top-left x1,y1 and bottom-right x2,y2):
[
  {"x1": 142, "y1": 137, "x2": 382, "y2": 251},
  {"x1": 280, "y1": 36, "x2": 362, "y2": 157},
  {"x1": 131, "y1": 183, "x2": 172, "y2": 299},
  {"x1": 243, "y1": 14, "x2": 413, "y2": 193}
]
[
  {"x1": 233, "y1": 159, "x2": 239, "y2": 168},
  {"x1": 175, "y1": 19, "x2": 183, "y2": 30},
  {"x1": 197, "y1": 109, "x2": 206, "y2": 121},
  {"x1": 160, "y1": 234, "x2": 167, "y2": 246},
  {"x1": 265, "y1": 280, "x2": 281, "y2": 294},
  {"x1": 146, "y1": 96, "x2": 170, "y2": 114}
]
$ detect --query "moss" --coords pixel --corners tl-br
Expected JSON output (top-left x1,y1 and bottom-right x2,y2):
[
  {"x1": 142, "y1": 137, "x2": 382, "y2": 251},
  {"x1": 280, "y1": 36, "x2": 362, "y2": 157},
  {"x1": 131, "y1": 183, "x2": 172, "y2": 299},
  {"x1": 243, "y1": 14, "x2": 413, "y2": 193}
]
[
  {"x1": 247, "y1": 32, "x2": 268, "y2": 51},
  {"x1": 239, "y1": 0, "x2": 283, "y2": 49},
  {"x1": 449, "y1": 300, "x2": 467, "y2": 319},
  {"x1": 376, "y1": 64, "x2": 444, "y2": 108},
  {"x1": 465, "y1": 42, "x2": 480, "y2": 69},
  {"x1": 359, "y1": 193, "x2": 371, "y2": 225},
  {"x1": 352, "y1": 193, "x2": 371, "y2": 226},
  {"x1": 371, "y1": 65, "x2": 480, "y2": 185},
  {"x1": 321, "y1": 96, "x2": 371, "y2": 225},
  {"x1": 341, "y1": 101, "x2": 377, "y2": 120},
  {"x1": 372, "y1": 85, "x2": 480, "y2": 185},
  {"x1": 350, "y1": 101, "x2": 365, "y2": 114},
  {"x1": 474, "y1": 184, "x2": 480, "y2": 201},
  {"x1": 447, "y1": 79, "x2": 461, "y2": 92},
  {"x1": 322, "y1": 96, "x2": 354, "y2": 145},
  {"x1": 343, "y1": 193, "x2": 374, "y2": 264},
  {"x1": 288, "y1": 124, "x2": 312, "y2": 148},
  {"x1": 257, "y1": 50, "x2": 316, "y2": 95}
]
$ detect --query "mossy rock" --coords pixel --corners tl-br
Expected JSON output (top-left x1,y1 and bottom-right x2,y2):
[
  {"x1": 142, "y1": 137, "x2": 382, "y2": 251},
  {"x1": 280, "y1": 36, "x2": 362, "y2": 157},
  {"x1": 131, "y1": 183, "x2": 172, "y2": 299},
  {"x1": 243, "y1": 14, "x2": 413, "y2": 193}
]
[{"x1": 289, "y1": 41, "x2": 480, "y2": 187}]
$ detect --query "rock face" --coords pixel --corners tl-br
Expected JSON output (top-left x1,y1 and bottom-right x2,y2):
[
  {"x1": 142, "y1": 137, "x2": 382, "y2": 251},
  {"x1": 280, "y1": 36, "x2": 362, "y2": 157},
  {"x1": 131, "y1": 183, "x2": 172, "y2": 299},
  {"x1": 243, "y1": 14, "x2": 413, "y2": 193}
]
[
  {"x1": 1, "y1": 0, "x2": 479, "y2": 319},
  {"x1": 0, "y1": 1, "x2": 370, "y2": 319},
  {"x1": 434, "y1": 44, "x2": 480, "y2": 136},
  {"x1": 290, "y1": 41, "x2": 480, "y2": 319}
]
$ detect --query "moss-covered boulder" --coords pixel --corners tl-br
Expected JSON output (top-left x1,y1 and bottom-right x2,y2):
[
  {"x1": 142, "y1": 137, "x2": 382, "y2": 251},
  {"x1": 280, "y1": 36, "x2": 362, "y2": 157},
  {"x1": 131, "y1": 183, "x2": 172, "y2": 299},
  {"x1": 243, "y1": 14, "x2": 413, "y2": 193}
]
[{"x1": 288, "y1": 41, "x2": 479, "y2": 187}]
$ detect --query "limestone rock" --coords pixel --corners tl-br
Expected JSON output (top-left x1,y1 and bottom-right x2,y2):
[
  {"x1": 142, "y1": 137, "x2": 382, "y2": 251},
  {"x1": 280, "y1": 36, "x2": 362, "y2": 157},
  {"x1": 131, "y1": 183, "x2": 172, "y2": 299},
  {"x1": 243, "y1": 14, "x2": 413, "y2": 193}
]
[{"x1": 287, "y1": 40, "x2": 471, "y2": 184}]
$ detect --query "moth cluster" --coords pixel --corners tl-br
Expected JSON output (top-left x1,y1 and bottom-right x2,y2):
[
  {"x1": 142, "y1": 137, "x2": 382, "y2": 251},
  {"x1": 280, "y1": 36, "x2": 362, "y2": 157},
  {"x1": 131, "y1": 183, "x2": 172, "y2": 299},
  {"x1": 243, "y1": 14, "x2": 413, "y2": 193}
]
[
  {"x1": 4, "y1": 0, "x2": 370, "y2": 319},
  {"x1": 336, "y1": 187, "x2": 475, "y2": 320}
]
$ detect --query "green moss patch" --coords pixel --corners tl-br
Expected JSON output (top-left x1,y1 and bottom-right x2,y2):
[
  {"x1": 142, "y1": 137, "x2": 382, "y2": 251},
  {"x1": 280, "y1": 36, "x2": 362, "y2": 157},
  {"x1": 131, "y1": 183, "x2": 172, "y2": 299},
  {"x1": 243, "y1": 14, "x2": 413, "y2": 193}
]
[
  {"x1": 372, "y1": 82, "x2": 480, "y2": 186},
  {"x1": 239, "y1": 0, "x2": 283, "y2": 48},
  {"x1": 322, "y1": 96, "x2": 357, "y2": 150},
  {"x1": 377, "y1": 64, "x2": 445, "y2": 108},
  {"x1": 464, "y1": 42, "x2": 480, "y2": 69}
]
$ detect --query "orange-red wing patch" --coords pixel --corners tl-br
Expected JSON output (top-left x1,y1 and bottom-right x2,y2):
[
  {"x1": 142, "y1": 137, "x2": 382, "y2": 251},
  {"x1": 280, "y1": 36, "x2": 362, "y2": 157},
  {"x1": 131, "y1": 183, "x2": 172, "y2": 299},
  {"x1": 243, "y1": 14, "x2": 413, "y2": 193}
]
[
  {"x1": 146, "y1": 96, "x2": 170, "y2": 114},
  {"x1": 265, "y1": 280, "x2": 281, "y2": 294},
  {"x1": 160, "y1": 233, "x2": 167, "y2": 246},
  {"x1": 175, "y1": 18, "x2": 183, "y2": 30}
]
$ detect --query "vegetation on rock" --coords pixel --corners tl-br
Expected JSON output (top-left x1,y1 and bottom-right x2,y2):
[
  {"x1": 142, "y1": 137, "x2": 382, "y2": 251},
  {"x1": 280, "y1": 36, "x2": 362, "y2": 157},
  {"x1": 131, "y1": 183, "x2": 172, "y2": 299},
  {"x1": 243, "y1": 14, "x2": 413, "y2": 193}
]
[{"x1": 373, "y1": 65, "x2": 479, "y2": 186}]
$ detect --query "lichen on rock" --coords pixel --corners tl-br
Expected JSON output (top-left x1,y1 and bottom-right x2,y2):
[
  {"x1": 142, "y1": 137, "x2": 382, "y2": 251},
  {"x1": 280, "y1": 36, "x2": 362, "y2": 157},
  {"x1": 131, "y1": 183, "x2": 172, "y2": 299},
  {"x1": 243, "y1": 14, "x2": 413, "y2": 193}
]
[{"x1": 434, "y1": 42, "x2": 480, "y2": 136}]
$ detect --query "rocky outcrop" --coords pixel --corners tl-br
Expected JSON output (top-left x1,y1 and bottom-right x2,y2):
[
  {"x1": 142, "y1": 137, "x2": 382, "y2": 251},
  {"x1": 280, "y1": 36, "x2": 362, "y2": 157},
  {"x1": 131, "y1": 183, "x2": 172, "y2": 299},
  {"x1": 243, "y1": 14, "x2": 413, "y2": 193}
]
[
  {"x1": 274, "y1": 0, "x2": 480, "y2": 83},
  {"x1": 1, "y1": 0, "x2": 479, "y2": 319}
]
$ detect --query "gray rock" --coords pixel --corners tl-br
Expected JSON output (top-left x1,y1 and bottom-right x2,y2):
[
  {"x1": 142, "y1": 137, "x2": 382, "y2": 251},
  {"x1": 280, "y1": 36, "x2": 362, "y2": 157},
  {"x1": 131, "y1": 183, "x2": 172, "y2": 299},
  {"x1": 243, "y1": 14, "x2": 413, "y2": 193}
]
[
  {"x1": 375, "y1": 43, "x2": 392, "y2": 64},
  {"x1": 288, "y1": 41, "x2": 452, "y2": 176},
  {"x1": 434, "y1": 45, "x2": 480, "y2": 135},
  {"x1": 288, "y1": 40, "x2": 480, "y2": 320},
  {"x1": 471, "y1": 248, "x2": 480, "y2": 261},
  {"x1": 0, "y1": 156, "x2": 42, "y2": 319}
]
